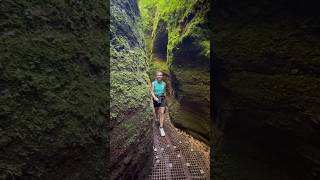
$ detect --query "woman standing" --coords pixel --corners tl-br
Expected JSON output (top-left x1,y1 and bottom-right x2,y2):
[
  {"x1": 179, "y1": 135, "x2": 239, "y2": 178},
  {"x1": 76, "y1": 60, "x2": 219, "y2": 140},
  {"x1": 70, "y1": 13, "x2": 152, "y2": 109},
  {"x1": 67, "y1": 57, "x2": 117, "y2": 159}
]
[{"x1": 151, "y1": 71, "x2": 166, "y2": 136}]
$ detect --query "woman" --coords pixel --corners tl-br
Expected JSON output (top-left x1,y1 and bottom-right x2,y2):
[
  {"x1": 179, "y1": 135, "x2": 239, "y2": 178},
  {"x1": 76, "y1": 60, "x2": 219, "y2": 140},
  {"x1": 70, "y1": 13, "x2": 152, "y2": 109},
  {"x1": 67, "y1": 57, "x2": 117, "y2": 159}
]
[{"x1": 151, "y1": 71, "x2": 166, "y2": 137}]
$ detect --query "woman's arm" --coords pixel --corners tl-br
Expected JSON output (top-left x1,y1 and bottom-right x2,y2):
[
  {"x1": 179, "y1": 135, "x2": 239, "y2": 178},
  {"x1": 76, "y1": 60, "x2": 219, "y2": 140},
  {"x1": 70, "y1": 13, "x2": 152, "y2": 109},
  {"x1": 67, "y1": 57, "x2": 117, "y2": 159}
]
[{"x1": 151, "y1": 82, "x2": 159, "y2": 101}]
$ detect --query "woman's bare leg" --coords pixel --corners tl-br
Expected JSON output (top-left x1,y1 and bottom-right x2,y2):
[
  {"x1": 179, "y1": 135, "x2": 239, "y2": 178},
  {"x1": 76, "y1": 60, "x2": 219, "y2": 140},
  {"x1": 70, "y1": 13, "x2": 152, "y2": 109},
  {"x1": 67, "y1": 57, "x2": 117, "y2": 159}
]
[
  {"x1": 159, "y1": 107, "x2": 165, "y2": 128},
  {"x1": 154, "y1": 107, "x2": 159, "y2": 121}
]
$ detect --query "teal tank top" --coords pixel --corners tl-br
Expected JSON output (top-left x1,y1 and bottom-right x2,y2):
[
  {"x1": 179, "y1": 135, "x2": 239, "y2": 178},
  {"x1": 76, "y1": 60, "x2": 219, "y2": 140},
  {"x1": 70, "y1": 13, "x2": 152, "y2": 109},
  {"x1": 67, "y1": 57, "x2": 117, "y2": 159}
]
[{"x1": 153, "y1": 80, "x2": 165, "y2": 96}]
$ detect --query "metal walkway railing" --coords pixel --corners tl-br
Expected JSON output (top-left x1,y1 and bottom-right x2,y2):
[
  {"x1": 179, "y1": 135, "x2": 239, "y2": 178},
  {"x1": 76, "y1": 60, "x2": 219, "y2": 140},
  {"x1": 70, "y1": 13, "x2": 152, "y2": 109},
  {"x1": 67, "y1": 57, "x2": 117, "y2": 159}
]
[{"x1": 149, "y1": 111, "x2": 210, "y2": 180}]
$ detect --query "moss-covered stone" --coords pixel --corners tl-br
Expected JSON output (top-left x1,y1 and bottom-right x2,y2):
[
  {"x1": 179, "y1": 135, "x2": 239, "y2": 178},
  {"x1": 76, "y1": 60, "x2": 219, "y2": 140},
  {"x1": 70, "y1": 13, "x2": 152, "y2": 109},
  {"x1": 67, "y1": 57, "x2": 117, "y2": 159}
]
[
  {"x1": 110, "y1": 0, "x2": 153, "y2": 179},
  {"x1": 0, "y1": 0, "x2": 108, "y2": 179}
]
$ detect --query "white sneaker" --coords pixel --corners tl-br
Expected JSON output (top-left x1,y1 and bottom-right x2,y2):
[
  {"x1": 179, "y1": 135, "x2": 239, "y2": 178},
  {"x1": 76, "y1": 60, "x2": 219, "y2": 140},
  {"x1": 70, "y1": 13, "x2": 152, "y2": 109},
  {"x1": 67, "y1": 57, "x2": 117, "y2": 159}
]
[{"x1": 159, "y1": 127, "x2": 165, "y2": 137}]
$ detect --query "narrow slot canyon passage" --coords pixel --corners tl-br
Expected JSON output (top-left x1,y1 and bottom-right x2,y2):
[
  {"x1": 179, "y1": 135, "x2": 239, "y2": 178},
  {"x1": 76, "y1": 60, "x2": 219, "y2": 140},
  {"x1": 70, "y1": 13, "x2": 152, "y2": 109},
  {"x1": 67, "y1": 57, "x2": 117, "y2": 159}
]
[
  {"x1": 148, "y1": 24, "x2": 210, "y2": 179},
  {"x1": 152, "y1": 22, "x2": 168, "y2": 61},
  {"x1": 111, "y1": 0, "x2": 320, "y2": 179},
  {"x1": 139, "y1": 0, "x2": 211, "y2": 179}
]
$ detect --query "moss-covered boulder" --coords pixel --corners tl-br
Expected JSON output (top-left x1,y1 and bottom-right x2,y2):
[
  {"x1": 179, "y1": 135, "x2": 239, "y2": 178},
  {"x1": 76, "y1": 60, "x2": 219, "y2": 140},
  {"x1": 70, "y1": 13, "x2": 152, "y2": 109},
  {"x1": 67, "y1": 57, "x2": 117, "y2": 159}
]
[
  {"x1": 212, "y1": 0, "x2": 320, "y2": 179},
  {"x1": 0, "y1": 0, "x2": 108, "y2": 179},
  {"x1": 110, "y1": 0, "x2": 154, "y2": 179}
]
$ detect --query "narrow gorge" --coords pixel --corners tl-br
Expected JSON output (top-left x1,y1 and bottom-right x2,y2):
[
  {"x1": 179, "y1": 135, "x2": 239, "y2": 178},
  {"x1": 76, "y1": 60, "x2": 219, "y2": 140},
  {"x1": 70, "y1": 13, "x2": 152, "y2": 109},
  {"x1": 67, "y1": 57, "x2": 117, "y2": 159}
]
[
  {"x1": 110, "y1": 0, "x2": 211, "y2": 179},
  {"x1": 139, "y1": 0, "x2": 210, "y2": 144}
]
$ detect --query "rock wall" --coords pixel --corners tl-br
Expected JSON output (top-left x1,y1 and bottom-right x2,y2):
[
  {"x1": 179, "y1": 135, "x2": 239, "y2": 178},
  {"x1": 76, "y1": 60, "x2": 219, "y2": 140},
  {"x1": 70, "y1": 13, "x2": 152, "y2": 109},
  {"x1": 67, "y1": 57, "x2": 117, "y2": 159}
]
[
  {"x1": 0, "y1": 0, "x2": 108, "y2": 179},
  {"x1": 212, "y1": 0, "x2": 320, "y2": 179},
  {"x1": 110, "y1": 0, "x2": 154, "y2": 179},
  {"x1": 167, "y1": 0, "x2": 210, "y2": 143}
]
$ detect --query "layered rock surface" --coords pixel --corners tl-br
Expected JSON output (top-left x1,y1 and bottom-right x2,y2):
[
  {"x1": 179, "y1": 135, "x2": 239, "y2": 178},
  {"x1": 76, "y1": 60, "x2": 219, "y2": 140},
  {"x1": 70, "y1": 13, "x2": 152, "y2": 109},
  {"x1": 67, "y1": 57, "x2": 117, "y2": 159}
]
[{"x1": 212, "y1": 0, "x2": 320, "y2": 179}]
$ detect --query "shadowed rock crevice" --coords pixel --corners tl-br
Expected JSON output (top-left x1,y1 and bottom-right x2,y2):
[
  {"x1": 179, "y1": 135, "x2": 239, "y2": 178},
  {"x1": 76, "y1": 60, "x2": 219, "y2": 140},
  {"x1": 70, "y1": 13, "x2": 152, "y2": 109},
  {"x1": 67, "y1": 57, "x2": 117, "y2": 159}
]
[
  {"x1": 152, "y1": 20, "x2": 168, "y2": 60},
  {"x1": 172, "y1": 36, "x2": 209, "y2": 68}
]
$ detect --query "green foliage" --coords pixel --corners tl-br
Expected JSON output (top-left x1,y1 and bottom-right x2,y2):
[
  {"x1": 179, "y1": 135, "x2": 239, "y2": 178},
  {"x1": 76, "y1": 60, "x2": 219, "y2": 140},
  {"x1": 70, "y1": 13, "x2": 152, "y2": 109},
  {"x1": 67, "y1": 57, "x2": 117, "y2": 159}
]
[
  {"x1": 139, "y1": 0, "x2": 210, "y2": 65},
  {"x1": 0, "y1": 0, "x2": 108, "y2": 179},
  {"x1": 110, "y1": 1, "x2": 152, "y2": 121},
  {"x1": 138, "y1": 0, "x2": 159, "y2": 34},
  {"x1": 200, "y1": 40, "x2": 210, "y2": 57}
]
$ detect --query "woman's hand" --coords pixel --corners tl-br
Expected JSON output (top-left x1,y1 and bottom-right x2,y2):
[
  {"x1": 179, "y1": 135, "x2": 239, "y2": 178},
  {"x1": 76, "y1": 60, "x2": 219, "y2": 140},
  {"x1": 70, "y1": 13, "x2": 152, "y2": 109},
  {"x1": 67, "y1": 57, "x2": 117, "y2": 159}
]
[{"x1": 154, "y1": 97, "x2": 159, "y2": 102}]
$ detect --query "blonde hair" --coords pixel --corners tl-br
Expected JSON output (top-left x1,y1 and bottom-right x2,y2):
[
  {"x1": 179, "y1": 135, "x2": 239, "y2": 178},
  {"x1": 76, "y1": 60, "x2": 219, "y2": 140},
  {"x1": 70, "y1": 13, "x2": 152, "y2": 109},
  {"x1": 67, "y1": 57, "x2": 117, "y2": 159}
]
[{"x1": 155, "y1": 71, "x2": 163, "y2": 76}]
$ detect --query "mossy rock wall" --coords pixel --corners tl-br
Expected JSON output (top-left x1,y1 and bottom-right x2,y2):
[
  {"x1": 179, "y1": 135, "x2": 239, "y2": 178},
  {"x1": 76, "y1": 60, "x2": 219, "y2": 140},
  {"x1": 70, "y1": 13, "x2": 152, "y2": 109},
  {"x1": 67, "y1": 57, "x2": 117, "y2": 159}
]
[
  {"x1": 0, "y1": 0, "x2": 108, "y2": 179},
  {"x1": 169, "y1": 33, "x2": 210, "y2": 143},
  {"x1": 160, "y1": 0, "x2": 210, "y2": 143},
  {"x1": 212, "y1": 0, "x2": 320, "y2": 179},
  {"x1": 110, "y1": 0, "x2": 153, "y2": 179}
]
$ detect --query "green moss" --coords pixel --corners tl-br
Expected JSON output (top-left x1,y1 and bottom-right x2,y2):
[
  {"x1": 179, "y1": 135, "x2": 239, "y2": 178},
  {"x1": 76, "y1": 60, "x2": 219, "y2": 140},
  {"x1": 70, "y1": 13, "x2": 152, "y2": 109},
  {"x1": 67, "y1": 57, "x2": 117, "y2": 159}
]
[
  {"x1": 0, "y1": 0, "x2": 108, "y2": 179},
  {"x1": 139, "y1": 0, "x2": 210, "y2": 65},
  {"x1": 110, "y1": 70, "x2": 151, "y2": 119},
  {"x1": 110, "y1": 1, "x2": 152, "y2": 127},
  {"x1": 167, "y1": 65, "x2": 210, "y2": 142},
  {"x1": 168, "y1": 97, "x2": 210, "y2": 143},
  {"x1": 200, "y1": 39, "x2": 210, "y2": 57},
  {"x1": 110, "y1": 0, "x2": 154, "y2": 178},
  {"x1": 148, "y1": 55, "x2": 170, "y2": 75}
]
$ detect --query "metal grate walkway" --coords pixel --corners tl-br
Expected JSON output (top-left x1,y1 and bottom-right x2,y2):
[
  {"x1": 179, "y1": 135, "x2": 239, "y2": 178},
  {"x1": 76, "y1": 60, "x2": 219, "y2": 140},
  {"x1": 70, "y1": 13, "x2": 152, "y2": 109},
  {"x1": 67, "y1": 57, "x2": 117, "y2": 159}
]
[{"x1": 149, "y1": 111, "x2": 210, "y2": 180}]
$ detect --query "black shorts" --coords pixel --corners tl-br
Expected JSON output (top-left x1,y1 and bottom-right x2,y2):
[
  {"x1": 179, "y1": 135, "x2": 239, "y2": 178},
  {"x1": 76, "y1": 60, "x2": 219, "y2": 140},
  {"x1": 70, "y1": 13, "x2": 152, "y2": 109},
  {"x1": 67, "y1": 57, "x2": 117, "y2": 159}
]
[{"x1": 153, "y1": 96, "x2": 166, "y2": 107}]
